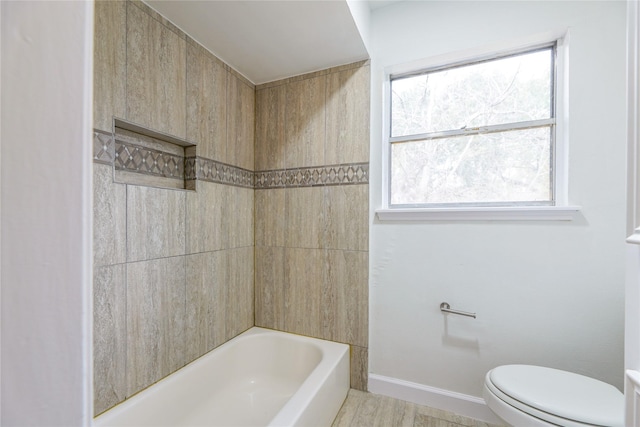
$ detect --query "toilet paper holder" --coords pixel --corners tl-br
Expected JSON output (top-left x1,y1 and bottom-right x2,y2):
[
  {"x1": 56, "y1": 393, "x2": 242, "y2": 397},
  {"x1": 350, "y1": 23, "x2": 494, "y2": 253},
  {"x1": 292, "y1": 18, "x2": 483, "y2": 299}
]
[{"x1": 440, "y1": 302, "x2": 476, "y2": 319}]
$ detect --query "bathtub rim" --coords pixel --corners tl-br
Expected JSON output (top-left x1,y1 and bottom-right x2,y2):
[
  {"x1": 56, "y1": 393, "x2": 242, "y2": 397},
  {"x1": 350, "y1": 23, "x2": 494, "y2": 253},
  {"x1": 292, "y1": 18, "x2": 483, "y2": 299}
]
[{"x1": 93, "y1": 326, "x2": 350, "y2": 427}]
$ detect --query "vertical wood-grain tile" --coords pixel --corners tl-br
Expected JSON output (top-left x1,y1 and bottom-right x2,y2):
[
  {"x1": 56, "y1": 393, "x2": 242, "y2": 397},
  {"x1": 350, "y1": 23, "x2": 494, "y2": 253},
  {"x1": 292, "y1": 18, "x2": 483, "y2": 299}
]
[
  {"x1": 285, "y1": 187, "x2": 325, "y2": 249},
  {"x1": 94, "y1": 163, "x2": 126, "y2": 267},
  {"x1": 128, "y1": 0, "x2": 185, "y2": 36},
  {"x1": 254, "y1": 246, "x2": 285, "y2": 330},
  {"x1": 126, "y1": 256, "x2": 186, "y2": 396},
  {"x1": 185, "y1": 250, "x2": 226, "y2": 362},
  {"x1": 325, "y1": 184, "x2": 368, "y2": 251},
  {"x1": 93, "y1": 264, "x2": 127, "y2": 415},
  {"x1": 227, "y1": 186, "x2": 254, "y2": 249},
  {"x1": 350, "y1": 345, "x2": 368, "y2": 391},
  {"x1": 324, "y1": 250, "x2": 368, "y2": 347},
  {"x1": 255, "y1": 189, "x2": 285, "y2": 247},
  {"x1": 285, "y1": 76, "x2": 326, "y2": 168},
  {"x1": 226, "y1": 247, "x2": 254, "y2": 340},
  {"x1": 127, "y1": 186, "x2": 186, "y2": 262},
  {"x1": 186, "y1": 42, "x2": 227, "y2": 160},
  {"x1": 284, "y1": 248, "x2": 324, "y2": 338},
  {"x1": 94, "y1": 0, "x2": 126, "y2": 132},
  {"x1": 227, "y1": 75, "x2": 255, "y2": 170},
  {"x1": 126, "y1": 2, "x2": 186, "y2": 137},
  {"x1": 325, "y1": 65, "x2": 370, "y2": 165},
  {"x1": 255, "y1": 85, "x2": 286, "y2": 171},
  {"x1": 186, "y1": 181, "x2": 227, "y2": 254}
]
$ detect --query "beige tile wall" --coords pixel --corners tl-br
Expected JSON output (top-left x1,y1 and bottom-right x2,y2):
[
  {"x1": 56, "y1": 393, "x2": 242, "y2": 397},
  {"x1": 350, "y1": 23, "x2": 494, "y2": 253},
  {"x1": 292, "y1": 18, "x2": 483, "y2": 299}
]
[
  {"x1": 254, "y1": 62, "x2": 370, "y2": 391},
  {"x1": 93, "y1": 0, "x2": 255, "y2": 416},
  {"x1": 94, "y1": 0, "x2": 370, "y2": 416}
]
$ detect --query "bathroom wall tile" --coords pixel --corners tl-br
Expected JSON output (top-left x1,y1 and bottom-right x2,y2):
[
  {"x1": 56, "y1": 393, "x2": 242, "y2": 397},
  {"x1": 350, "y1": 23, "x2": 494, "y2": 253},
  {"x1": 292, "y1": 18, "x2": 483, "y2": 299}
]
[
  {"x1": 185, "y1": 181, "x2": 227, "y2": 254},
  {"x1": 254, "y1": 246, "x2": 285, "y2": 330},
  {"x1": 126, "y1": 2, "x2": 187, "y2": 138},
  {"x1": 126, "y1": 256, "x2": 186, "y2": 395},
  {"x1": 256, "y1": 60, "x2": 366, "y2": 91},
  {"x1": 350, "y1": 345, "x2": 368, "y2": 391},
  {"x1": 185, "y1": 251, "x2": 227, "y2": 362},
  {"x1": 115, "y1": 169, "x2": 185, "y2": 191},
  {"x1": 269, "y1": 68, "x2": 332, "y2": 90},
  {"x1": 128, "y1": 0, "x2": 186, "y2": 39},
  {"x1": 284, "y1": 248, "x2": 325, "y2": 338},
  {"x1": 227, "y1": 186, "x2": 254, "y2": 249},
  {"x1": 94, "y1": 163, "x2": 126, "y2": 267},
  {"x1": 113, "y1": 130, "x2": 186, "y2": 190},
  {"x1": 186, "y1": 42, "x2": 227, "y2": 161},
  {"x1": 329, "y1": 60, "x2": 371, "y2": 75},
  {"x1": 325, "y1": 65, "x2": 370, "y2": 165},
  {"x1": 324, "y1": 250, "x2": 368, "y2": 347},
  {"x1": 255, "y1": 188, "x2": 285, "y2": 247},
  {"x1": 94, "y1": 130, "x2": 116, "y2": 165},
  {"x1": 227, "y1": 75, "x2": 255, "y2": 170},
  {"x1": 127, "y1": 185, "x2": 186, "y2": 262},
  {"x1": 226, "y1": 247, "x2": 254, "y2": 340},
  {"x1": 285, "y1": 187, "x2": 325, "y2": 249},
  {"x1": 285, "y1": 76, "x2": 326, "y2": 168},
  {"x1": 325, "y1": 184, "x2": 369, "y2": 251},
  {"x1": 93, "y1": 264, "x2": 127, "y2": 415},
  {"x1": 94, "y1": 0, "x2": 126, "y2": 132},
  {"x1": 191, "y1": 157, "x2": 254, "y2": 188},
  {"x1": 255, "y1": 85, "x2": 286, "y2": 171}
]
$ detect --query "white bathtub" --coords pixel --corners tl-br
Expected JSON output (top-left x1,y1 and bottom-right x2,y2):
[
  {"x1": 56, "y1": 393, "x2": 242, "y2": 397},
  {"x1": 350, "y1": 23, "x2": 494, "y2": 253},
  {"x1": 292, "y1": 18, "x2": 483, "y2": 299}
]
[{"x1": 93, "y1": 327, "x2": 350, "y2": 427}]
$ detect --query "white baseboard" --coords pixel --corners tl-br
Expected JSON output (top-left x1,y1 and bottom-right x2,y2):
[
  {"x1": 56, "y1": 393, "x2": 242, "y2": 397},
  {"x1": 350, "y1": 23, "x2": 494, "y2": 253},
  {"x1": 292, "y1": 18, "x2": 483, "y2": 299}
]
[{"x1": 368, "y1": 373, "x2": 504, "y2": 425}]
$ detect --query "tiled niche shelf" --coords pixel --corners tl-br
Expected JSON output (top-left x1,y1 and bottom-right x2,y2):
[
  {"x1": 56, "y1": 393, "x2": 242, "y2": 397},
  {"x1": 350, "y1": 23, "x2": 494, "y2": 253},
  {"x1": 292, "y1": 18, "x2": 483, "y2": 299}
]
[
  {"x1": 112, "y1": 119, "x2": 197, "y2": 191},
  {"x1": 93, "y1": 119, "x2": 369, "y2": 191}
]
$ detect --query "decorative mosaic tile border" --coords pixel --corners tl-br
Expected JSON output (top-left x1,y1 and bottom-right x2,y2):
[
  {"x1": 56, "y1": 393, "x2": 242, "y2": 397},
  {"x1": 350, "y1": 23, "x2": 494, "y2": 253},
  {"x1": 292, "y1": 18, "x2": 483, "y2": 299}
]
[
  {"x1": 93, "y1": 131, "x2": 368, "y2": 189},
  {"x1": 254, "y1": 163, "x2": 369, "y2": 189},
  {"x1": 185, "y1": 157, "x2": 254, "y2": 189},
  {"x1": 93, "y1": 130, "x2": 115, "y2": 165},
  {"x1": 115, "y1": 139, "x2": 184, "y2": 180}
]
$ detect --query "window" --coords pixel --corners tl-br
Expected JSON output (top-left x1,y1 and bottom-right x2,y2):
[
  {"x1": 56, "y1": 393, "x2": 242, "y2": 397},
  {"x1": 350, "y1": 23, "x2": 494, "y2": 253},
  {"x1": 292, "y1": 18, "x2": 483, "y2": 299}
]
[{"x1": 388, "y1": 44, "x2": 558, "y2": 209}]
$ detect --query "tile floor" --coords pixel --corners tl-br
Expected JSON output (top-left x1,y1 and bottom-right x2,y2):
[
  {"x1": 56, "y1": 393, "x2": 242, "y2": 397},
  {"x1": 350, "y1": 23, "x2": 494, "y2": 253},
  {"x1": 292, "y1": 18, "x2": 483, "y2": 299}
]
[{"x1": 331, "y1": 389, "x2": 505, "y2": 427}]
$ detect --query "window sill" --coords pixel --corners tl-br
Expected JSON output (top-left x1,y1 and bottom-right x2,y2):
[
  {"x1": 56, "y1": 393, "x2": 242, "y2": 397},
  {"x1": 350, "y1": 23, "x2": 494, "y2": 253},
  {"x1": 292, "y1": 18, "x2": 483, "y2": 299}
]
[{"x1": 375, "y1": 205, "x2": 581, "y2": 221}]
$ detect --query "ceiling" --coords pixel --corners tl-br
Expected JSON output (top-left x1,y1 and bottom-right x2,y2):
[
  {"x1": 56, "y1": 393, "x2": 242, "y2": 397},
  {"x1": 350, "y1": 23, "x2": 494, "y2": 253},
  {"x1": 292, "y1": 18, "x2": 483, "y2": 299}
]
[{"x1": 145, "y1": 0, "x2": 376, "y2": 85}]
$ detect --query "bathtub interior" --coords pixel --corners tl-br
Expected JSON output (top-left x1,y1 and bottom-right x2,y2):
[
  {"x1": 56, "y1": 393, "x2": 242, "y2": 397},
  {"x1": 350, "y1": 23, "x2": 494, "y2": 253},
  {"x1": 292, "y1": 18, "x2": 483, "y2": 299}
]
[{"x1": 94, "y1": 327, "x2": 350, "y2": 427}]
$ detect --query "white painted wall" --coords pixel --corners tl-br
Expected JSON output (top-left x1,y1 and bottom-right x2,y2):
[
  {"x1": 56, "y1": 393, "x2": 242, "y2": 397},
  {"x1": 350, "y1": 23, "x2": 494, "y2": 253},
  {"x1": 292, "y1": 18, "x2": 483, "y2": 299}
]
[
  {"x1": 1, "y1": 1, "x2": 93, "y2": 425},
  {"x1": 346, "y1": 0, "x2": 371, "y2": 54},
  {"x1": 369, "y1": 0, "x2": 627, "y2": 418}
]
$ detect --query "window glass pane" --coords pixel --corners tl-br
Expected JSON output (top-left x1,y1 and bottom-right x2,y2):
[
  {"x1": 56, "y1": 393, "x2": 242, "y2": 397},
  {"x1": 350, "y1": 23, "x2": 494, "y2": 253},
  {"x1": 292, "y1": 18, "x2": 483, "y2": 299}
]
[
  {"x1": 390, "y1": 127, "x2": 552, "y2": 205},
  {"x1": 391, "y1": 48, "x2": 553, "y2": 137}
]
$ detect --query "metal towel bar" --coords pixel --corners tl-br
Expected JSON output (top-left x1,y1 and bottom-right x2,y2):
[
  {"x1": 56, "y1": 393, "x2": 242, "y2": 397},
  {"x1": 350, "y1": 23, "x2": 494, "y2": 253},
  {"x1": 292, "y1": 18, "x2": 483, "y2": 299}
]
[{"x1": 440, "y1": 302, "x2": 476, "y2": 319}]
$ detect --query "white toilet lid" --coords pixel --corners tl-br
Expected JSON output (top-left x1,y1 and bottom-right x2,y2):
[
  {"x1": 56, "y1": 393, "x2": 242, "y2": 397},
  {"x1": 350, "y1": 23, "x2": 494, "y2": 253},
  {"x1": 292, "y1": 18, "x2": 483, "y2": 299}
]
[{"x1": 489, "y1": 365, "x2": 623, "y2": 426}]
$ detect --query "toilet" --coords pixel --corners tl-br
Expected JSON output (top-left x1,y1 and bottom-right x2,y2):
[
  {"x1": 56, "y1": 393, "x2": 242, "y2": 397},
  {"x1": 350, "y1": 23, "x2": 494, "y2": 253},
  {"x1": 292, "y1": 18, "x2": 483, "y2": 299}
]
[{"x1": 483, "y1": 365, "x2": 624, "y2": 426}]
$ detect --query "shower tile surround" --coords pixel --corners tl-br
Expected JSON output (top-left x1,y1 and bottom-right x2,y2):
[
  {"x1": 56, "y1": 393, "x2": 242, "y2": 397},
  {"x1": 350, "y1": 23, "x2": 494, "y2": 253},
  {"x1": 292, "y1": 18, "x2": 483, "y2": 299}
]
[
  {"x1": 93, "y1": 0, "x2": 369, "y2": 416},
  {"x1": 254, "y1": 63, "x2": 370, "y2": 391}
]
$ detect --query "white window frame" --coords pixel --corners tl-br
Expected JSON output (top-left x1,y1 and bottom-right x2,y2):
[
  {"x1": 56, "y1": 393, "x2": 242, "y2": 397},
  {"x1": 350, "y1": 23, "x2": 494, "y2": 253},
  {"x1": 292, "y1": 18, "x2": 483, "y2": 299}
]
[{"x1": 376, "y1": 31, "x2": 581, "y2": 221}]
